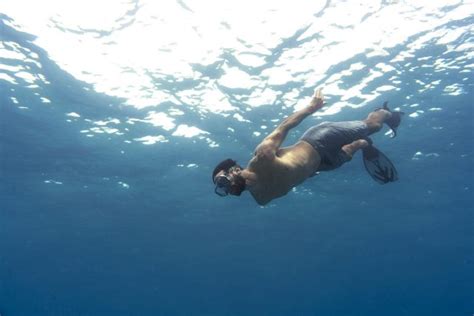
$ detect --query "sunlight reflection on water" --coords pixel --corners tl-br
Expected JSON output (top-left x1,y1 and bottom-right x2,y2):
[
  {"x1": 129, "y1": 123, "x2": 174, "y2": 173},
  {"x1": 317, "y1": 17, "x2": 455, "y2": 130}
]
[{"x1": 1, "y1": 0, "x2": 473, "y2": 148}]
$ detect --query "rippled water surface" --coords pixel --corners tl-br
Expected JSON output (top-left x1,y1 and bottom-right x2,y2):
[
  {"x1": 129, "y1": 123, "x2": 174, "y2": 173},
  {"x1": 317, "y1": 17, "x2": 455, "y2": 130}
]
[{"x1": 1, "y1": 1, "x2": 473, "y2": 315}]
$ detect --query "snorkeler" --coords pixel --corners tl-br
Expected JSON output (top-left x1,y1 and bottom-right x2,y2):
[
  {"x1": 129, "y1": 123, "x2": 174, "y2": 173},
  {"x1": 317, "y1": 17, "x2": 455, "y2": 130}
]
[{"x1": 212, "y1": 88, "x2": 403, "y2": 205}]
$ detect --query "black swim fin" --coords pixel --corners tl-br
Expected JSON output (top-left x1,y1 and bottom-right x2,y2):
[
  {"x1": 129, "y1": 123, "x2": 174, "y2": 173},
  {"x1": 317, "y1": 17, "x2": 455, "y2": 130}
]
[
  {"x1": 377, "y1": 101, "x2": 404, "y2": 138},
  {"x1": 362, "y1": 140, "x2": 398, "y2": 184}
]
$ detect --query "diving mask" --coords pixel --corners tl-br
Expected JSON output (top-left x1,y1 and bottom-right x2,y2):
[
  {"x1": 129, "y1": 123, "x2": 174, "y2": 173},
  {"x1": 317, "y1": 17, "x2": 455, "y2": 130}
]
[
  {"x1": 213, "y1": 166, "x2": 239, "y2": 196},
  {"x1": 214, "y1": 174, "x2": 232, "y2": 196}
]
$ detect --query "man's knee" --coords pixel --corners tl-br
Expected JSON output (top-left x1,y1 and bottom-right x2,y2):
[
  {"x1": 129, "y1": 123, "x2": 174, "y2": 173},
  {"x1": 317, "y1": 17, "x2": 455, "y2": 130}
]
[{"x1": 341, "y1": 139, "x2": 369, "y2": 156}]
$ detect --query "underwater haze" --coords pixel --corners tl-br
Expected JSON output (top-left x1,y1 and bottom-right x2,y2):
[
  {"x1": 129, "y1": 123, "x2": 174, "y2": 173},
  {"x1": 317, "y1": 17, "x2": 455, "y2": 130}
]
[{"x1": 1, "y1": 0, "x2": 473, "y2": 315}]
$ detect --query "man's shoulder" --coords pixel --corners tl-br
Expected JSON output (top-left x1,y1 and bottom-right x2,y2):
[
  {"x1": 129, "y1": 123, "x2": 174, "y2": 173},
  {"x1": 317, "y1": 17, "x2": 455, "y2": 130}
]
[
  {"x1": 248, "y1": 152, "x2": 284, "y2": 175},
  {"x1": 248, "y1": 152, "x2": 270, "y2": 167}
]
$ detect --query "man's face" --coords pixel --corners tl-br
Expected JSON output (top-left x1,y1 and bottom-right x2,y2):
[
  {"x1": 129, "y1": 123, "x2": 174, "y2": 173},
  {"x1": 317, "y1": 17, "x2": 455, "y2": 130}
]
[{"x1": 214, "y1": 167, "x2": 242, "y2": 196}]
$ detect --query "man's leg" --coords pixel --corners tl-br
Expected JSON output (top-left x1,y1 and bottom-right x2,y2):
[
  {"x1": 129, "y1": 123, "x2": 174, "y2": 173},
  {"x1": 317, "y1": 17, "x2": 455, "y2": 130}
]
[
  {"x1": 339, "y1": 109, "x2": 391, "y2": 157},
  {"x1": 363, "y1": 109, "x2": 392, "y2": 135}
]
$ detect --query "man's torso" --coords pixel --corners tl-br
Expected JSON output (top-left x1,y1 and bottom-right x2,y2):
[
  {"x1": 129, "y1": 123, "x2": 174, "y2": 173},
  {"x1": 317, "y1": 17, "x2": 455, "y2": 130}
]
[{"x1": 246, "y1": 141, "x2": 321, "y2": 205}]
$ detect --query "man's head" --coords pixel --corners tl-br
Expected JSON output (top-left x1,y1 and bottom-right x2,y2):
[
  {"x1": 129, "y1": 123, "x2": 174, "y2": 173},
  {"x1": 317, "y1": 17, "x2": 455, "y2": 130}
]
[{"x1": 212, "y1": 158, "x2": 246, "y2": 196}]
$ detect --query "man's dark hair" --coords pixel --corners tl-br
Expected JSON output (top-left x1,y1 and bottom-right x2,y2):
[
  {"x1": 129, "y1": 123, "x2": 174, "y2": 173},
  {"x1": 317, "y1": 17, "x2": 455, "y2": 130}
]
[{"x1": 212, "y1": 158, "x2": 237, "y2": 181}]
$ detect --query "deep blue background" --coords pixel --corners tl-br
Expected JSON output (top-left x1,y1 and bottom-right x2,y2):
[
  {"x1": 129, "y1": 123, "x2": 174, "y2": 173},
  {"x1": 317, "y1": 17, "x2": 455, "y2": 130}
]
[{"x1": 1, "y1": 13, "x2": 473, "y2": 316}]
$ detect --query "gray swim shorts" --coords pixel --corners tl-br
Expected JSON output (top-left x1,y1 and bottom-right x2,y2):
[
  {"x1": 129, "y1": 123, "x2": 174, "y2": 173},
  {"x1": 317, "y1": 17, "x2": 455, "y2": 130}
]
[{"x1": 300, "y1": 121, "x2": 369, "y2": 171}]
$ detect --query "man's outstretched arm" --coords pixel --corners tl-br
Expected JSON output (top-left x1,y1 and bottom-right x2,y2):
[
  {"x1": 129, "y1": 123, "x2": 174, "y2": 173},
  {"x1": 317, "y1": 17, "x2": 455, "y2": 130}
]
[{"x1": 255, "y1": 88, "x2": 325, "y2": 159}]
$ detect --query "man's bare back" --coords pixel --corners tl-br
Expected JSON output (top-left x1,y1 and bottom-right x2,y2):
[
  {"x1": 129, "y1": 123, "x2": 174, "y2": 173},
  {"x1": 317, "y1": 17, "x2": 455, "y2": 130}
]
[{"x1": 243, "y1": 140, "x2": 321, "y2": 205}]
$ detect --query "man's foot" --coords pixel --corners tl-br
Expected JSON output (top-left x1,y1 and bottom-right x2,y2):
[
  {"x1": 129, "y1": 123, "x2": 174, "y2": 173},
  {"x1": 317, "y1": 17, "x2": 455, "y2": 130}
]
[
  {"x1": 362, "y1": 140, "x2": 399, "y2": 184},
  {"x1": 378, "y1": 102, "x2": 404, "y2": 138}
]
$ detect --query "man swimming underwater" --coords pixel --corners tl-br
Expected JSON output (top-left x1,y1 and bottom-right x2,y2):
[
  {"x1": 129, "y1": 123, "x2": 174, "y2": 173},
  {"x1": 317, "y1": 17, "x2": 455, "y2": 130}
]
[{"x1": 212, "y1": 88, "x2": 403, "y2": 205}]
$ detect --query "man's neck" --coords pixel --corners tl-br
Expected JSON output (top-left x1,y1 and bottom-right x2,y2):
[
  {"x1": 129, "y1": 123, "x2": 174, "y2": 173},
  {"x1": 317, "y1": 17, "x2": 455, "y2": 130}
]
[{"x1": 240, "y1": 169, "x2": 256, "y2": 188}]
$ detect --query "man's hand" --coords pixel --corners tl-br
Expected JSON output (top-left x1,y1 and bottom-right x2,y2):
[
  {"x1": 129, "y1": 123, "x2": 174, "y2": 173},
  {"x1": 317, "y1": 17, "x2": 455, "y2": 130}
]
[{"x1": 309, "y1": 88, "x2": 325, "y2": 113}]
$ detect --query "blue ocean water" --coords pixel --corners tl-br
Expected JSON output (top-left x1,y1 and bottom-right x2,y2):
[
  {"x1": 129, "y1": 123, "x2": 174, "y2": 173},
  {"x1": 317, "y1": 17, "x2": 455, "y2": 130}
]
[{"x1": 1, "y1": 1, "x2": 473, "y2": 315}]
